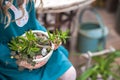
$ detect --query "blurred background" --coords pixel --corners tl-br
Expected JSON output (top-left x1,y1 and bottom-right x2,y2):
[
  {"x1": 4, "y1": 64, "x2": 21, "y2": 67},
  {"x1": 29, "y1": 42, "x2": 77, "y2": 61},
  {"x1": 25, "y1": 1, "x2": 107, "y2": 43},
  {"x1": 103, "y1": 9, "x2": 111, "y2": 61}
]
[{"x1": 36, "y1": 0, "x2": 120, "y2": 79}]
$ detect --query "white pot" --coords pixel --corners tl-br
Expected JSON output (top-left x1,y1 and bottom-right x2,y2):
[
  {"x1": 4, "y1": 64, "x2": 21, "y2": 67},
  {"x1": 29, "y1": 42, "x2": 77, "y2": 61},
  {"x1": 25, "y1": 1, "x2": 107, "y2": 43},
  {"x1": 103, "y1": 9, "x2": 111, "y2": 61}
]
[{"x1": 22, "y1": 30, "x2": 54, "y2": 63}]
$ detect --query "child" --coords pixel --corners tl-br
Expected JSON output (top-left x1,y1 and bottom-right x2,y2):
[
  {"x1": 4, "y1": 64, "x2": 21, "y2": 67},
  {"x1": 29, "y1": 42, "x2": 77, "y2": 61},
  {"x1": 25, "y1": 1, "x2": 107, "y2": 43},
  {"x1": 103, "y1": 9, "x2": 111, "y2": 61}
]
[{"x1": 0, "y1": 0, "x2": 76, "y2": 80}]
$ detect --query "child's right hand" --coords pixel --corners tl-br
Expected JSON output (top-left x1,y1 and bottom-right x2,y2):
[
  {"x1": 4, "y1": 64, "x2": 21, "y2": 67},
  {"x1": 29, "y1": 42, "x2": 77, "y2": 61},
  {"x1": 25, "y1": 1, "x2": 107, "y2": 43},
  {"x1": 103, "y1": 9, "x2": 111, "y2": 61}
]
[
  {"x1": 53, "y1": 42, "x2": 62, "y2": 50},
  {"x1": 18, "y1": 60, "x2": 46, "y2": 70},
  {"x1": 17, "y1": 55, "x2": 46, "y2": 70}
]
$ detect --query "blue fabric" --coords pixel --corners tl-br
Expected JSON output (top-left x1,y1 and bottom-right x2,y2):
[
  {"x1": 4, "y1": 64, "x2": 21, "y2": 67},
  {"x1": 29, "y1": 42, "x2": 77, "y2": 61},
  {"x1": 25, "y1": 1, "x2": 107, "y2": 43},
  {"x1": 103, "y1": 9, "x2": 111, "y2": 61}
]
[{"x1": 0, "y1": 1, "x2": 72, "y2": 80}]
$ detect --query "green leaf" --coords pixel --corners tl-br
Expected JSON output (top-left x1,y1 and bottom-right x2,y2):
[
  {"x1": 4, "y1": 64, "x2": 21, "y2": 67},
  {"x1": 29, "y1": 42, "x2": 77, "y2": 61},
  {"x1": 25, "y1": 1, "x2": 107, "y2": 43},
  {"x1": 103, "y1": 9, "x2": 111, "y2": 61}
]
[
  {"x1": 26, "y1": 30, "x2": 37, "y2": 41},
  {"x1": 30, "y1": 47, "x2": 40, "y2": 53},
  {"x1": 114, "y1": 50, "x2": 120, "y2": 57},
  {"x1": 78, "y1": 65, "x2": 99, "y2": 80}
]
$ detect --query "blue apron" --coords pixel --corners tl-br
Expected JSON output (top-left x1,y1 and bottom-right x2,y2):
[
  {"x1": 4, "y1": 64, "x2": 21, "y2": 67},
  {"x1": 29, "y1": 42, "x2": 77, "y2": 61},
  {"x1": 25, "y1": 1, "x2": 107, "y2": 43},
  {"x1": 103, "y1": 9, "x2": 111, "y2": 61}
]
[{"x1": 0, "y1": 1, "x2": 72, "y2": 80}]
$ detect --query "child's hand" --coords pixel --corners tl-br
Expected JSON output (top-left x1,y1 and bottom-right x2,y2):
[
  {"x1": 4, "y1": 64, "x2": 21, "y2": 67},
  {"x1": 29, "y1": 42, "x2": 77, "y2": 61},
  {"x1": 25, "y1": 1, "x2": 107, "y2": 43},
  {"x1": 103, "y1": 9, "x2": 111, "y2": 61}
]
[
  {"x1": 18, "y1": 55, "x2": 46, "y2": 70},
  {"x1": 18, "y1": 60, "x2": 46, "y2": 70},
  {"x1": 53, "y1": 42, "x2": 62, "y2": 50}
]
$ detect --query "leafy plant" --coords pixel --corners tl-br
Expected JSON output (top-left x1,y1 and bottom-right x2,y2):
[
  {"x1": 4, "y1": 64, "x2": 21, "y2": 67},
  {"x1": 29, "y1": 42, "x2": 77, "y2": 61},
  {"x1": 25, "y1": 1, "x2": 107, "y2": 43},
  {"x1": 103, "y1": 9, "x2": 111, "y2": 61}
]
[
  {"x1": 8, "y1": 30, "x2": 52, "y2": 66},
  {"x1": 8, "y1": 30, "x2": 69, "y2": 66},
  {"x1": 77, "y1": 50, "x2": 120, "y2": 80},
  {"x1": 47, "y1": 29, "x2": 69, "y2": 46}
]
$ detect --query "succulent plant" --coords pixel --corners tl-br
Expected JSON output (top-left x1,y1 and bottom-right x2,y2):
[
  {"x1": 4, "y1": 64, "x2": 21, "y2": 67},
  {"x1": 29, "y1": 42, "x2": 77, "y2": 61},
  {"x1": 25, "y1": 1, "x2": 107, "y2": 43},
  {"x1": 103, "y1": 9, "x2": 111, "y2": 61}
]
[
  {"x1": 8, "y1": 29, "x2": 69, "y2": 67},
  {"x1": 47, "y1": 29, "x2": 69, "y2": 46},
  {"x1": 8, "y1": 30, "x2": 52, "y2": 66}
]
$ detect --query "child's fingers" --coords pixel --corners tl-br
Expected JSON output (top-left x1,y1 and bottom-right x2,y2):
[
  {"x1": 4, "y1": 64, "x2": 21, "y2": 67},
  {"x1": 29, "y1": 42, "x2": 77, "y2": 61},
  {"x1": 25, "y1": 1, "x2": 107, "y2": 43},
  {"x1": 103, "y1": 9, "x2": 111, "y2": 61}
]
[
  {"x1": 18, "y1": 61, "x2": 33, "y2": 69},
  {"x1": 33, "y1": 61, "x2": 46, "y2": 69},
  {"x1": 18, "y1": 60, "x2": 46, "y2": 70},
  {"x1": 54, "y1": 43, "x2": 62, "y2": 50}
]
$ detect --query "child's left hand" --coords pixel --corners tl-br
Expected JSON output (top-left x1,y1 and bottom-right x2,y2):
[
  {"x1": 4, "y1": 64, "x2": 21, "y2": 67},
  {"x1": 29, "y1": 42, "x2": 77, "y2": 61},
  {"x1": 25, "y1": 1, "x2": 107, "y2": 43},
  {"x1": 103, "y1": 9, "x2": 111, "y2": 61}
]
[{"x1": 53, "y1": 42, "x2": 62, "y2": 50}]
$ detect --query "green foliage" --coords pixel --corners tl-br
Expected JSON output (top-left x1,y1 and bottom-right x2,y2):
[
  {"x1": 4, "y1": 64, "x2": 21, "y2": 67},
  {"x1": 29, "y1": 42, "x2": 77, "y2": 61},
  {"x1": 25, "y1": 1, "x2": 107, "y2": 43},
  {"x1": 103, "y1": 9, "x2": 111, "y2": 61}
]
[
  {"x1": 8, "y1": 30, "x2": 51, "y2": 66},
  {"x1": 47, "y1": 29, "x2": 69, "y2": 45},
  {"x1": 77, "y1": 65, "x2": 99, "y2": 80},
  {"x1": 78, "y1": 50, "x2": 120, "y2": 80},
  {"x1": 8, "y1": 30, "x2": 69, "y2": 67}
]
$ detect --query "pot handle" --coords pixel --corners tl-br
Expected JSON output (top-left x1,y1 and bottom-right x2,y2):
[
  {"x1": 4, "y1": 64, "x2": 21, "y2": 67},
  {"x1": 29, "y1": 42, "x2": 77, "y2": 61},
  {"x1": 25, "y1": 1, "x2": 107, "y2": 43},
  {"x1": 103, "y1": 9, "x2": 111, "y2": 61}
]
[
  {"x1": 79, "y1": 7, "x2": 108, "y2": 50},
  {"x1": 79, "y1": 7, "x2": 105, "y2": 35}
]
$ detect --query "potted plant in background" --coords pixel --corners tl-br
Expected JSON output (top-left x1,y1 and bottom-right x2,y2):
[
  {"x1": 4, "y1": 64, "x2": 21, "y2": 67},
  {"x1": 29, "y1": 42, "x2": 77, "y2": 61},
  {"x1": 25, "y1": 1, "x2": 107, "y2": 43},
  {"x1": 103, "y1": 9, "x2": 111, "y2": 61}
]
[
  {"x1": 77, "y1": 50, "x2": 120, "y2": 80},
  {"x1": 8, "y1": 30, "x2": 69, "y2": 70}
]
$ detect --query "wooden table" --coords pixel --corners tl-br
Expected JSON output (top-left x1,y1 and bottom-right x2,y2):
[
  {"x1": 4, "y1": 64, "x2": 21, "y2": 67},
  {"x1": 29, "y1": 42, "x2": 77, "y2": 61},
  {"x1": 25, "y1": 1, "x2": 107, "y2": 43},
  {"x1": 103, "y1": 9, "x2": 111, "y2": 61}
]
[
  {"x1": 35, "y1": 0, "x2": 95, "y2": 50},
  {"x1": 35, "y1": 0, "x2": 95, "y2": 13}
]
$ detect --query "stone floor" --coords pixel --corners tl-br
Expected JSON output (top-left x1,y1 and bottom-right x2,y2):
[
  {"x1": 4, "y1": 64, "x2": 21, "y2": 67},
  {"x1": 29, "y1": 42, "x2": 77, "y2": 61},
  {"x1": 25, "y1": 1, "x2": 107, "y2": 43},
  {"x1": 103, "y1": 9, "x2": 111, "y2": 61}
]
[{"x1": 68, "y1": 8, "x2": 120, "y2": 77}]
